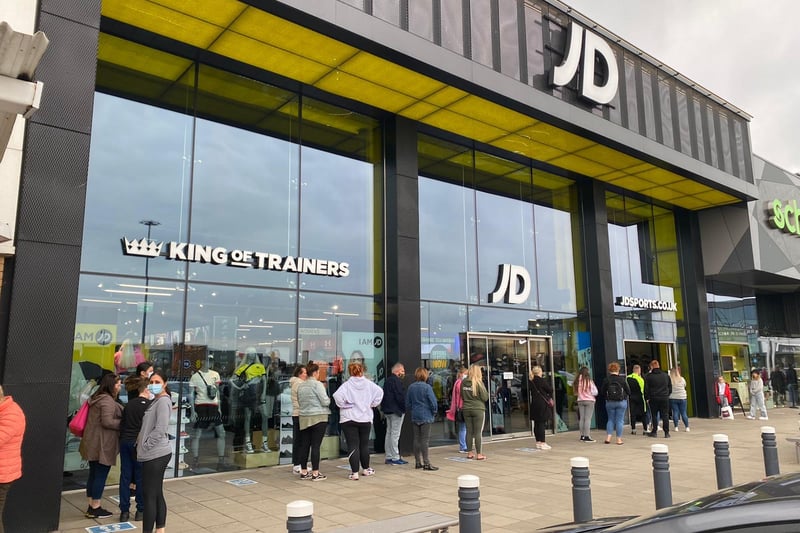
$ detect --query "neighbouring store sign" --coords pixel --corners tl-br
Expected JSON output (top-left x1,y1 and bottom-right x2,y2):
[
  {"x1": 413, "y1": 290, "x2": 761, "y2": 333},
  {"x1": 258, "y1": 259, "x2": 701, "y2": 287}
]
[
  {"x1": 488, "y1": 264, "x2": 531, "y2": 304},
  {"x1": 551, "y1": 21, "x2": 619, "y2": 105},
  {"x1": 121, "y1": 237, "x2": 350, "y2": 277},
  {"x1": 768, "y1": 199, "x2": 800, "y2": 235},
  {"x1": 615, "y1": 295, "x2": 677, "y2": 312}
]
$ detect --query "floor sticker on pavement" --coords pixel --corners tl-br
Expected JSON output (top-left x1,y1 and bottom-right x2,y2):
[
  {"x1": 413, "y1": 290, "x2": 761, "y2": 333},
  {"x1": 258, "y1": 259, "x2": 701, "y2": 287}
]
[
  {"x1": 226, "y1": 478, "x2": 258, "y2": 486},
  {"x1": 85, "y1": 522, "x2": 136, "y2": 532},
  {"x1": 515, "y1": 447, "x2": 540, "y2": 453},
  {"x1": 446, "y1": 456, "x2": 470, "y2": 462}
]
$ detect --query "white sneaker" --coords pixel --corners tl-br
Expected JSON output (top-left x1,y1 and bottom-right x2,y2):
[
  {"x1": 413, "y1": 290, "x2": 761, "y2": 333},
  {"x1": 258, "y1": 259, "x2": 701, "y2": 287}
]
[
  {"x1": 685, "y1": 427, "x2": 690, "y2": 432},
  {"x1": 674, "y1": 426, "x2": 679, "y2": 432},
  {"x1": 244, "y1": 442, "x2": 254, "y2": 454},
  {"x1": 759, "y1": 416, "x2": 769, "y2": 420},
  {"x1": 746, "y1": 415, "x2": 755, "y2": 420},
  {"x1": 292, "y1": 465, "x2": 302, "y2": 474},
  {"x1": 539, "y1": 443, "x2": 552, "y2": 450}
]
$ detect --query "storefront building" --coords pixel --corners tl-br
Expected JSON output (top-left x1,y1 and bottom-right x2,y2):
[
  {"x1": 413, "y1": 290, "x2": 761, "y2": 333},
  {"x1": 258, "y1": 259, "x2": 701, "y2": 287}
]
[{"x1": 0, "y1": 1, "x2": 775, "y2": 530}]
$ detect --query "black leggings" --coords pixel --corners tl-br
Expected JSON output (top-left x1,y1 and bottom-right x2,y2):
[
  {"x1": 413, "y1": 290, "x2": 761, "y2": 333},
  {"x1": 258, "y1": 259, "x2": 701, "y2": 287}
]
[
  {"x1": 298, "y1": 421, "x2": 327, "y2": 471},
  {"x1": 533, "y1": 418, "x2": 546, "y2": 443},
  {"x1": 141, "y1": 453, "x2": 171, "y2": 533},
  {"x1": 342, "y1": 421, "x2": 371, "y2": 472}
]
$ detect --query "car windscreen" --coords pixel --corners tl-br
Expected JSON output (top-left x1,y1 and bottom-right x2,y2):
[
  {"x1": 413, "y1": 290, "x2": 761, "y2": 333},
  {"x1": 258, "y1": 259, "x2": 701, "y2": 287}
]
[{"x1": 605, "y1": 475, "x2": 800, "y2": 530}]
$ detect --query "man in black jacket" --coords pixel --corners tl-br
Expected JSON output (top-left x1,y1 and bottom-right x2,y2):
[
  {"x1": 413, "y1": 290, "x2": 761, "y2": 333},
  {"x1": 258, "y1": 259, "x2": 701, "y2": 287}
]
[
  {"x1": 644, "y1": 360, "x2": 672, "y2": 438},
  {"x1": 381, "y1": 363, "x2": 407, "y2": 464}
]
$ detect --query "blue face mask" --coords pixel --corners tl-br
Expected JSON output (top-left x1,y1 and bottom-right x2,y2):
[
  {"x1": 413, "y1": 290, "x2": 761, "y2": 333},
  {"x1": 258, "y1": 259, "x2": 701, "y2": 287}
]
[{"x1": 148, "y1": 383, "x2": 163, "y2": 395}]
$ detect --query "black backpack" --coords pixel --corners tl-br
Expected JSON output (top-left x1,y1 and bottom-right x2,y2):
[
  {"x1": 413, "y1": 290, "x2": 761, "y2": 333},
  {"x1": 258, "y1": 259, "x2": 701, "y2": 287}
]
[{"x1": 606, "y1": 379, "x2": 625, "y2": 401}]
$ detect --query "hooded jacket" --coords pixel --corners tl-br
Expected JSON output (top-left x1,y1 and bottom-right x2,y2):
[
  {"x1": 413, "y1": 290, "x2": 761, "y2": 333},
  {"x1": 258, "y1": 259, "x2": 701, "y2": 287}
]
[{"x1": 332, "y1": 376, "x2": 383, "y2": 424}]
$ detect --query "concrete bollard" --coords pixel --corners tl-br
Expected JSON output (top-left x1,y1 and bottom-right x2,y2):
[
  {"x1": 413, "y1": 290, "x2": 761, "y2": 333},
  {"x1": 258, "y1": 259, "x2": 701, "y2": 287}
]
[
  {"x1": 458, "y1": 474, "x2": 481, "y2": 533},
  {"x1": 761, "y1": 426, "x2": 780, "y2": 477},
  {"x1": 570, "y1": 457, "x2": 592, "y2": 523},
  {"x1": 713, "y1": 434, "x2": 733, "y2": 489},
  {"x1": 286, "y1": 500, "x2": 314, "y2": 533},
  {"x1": 651, "y1": 444, "x2": 672, "y2": 509}
]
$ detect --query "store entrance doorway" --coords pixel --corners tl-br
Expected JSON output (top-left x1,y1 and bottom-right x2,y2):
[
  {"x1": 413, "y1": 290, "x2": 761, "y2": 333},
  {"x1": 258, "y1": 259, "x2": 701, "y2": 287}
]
[
  {"x1": 464, "y1": 333, "x2": 554, "y2": 439},
  {"x1": 623, "y1": 340, "x2": 676, "y2": 375}
]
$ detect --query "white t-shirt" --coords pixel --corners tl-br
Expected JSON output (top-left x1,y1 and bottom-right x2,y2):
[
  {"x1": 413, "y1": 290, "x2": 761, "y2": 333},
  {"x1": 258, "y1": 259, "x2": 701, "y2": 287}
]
[{"x1": 190, "y1": 370, "x2": 221, "y2": 405}]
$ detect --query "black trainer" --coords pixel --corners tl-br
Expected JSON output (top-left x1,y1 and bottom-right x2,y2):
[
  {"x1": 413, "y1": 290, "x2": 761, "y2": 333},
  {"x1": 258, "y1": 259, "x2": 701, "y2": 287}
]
[
  {"x1": 86, "y1": 506, "x2": 113, "y2": 519},
  {"x1": 119, "y1": 511, "x2": 130, "y2": 522},
  {"x1": 134, "y1": 510, "x2": 143, "y2": 521},
  {"x1": 423, "y1": 464, "x2": 439, "y2": 471}
]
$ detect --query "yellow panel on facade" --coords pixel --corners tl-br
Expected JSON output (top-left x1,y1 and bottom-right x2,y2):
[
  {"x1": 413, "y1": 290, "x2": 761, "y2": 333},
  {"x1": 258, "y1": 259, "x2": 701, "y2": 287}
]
[
  {"x1": 548, "y1": 153, "x2": 614, "y2": 177},
  {"x1": 423, "y1": 109, "x2": 507, "y2": 143},
  {"x1": 103, "y1": 0, "x2": 225, "y2": 48},
  {"x1": 232, "y1": 8, "x2": 358, "y2": 68},
  {"x1": 316, "y1": 71, "x2": 417, "y2": 113},
  {"x1": 210, "y1": 32, "x2": 331, "y2": 84},
  {"x1": 593, "y1": 170, "x2": 629, "y2": 182},
  {"x1": 448, "y1": 95, "x2": 536, "y2": 132},
  {"x1": 145, "y1": 0, "x2": 246, "y2": 26},
  {"x1": 424, "y1": 86, "x2": 469, "y2": 108},
  {"x1": 338, "y1": 52, "x2": 445, "y2": 99},
  {"x1": 523, "y1": 122, "x2": 595, "y2": 153},
  {"x1": 196, "y1": 66, "x2": 297, "y2": 113},
  {"x1": 574, "y1": 144, "x2": 643, "y2": 170},
  {"x1": 664, "y1": 179, "x2": 711, "y2": 195},
  {"x1": 694, "y1": 190, "x2": 739, "y2": 205},
  {"x1": 535, "y1": 171, "x2": 573, "y2": 190},
  {"x1": 636, "y1": 167, "x2": 685, "y2": 185},
  {"x1": 644, "y1": 187, "x2": 686, "y2": 202},
  {"x1": 671, "y1": 196, "x2": 710, "y2": 210},
  {"x1": 98, "y1": 34, "x2": 193, "y2": 81},
  {"x1": 609, "y1": 175, "x2": 658, "y2": 192},
  {"x1": 400, "y1": 101, "x2": 440, "y2": 120}
]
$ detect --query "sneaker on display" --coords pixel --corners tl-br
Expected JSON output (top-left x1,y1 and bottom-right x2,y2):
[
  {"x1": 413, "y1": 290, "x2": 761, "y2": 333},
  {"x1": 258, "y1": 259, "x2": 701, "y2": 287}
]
[
  {"x1": 261, "y1": 443, "x2": 271, "y2": 452},
  {"x1": 244, "y1": 442, "x2": 255, "y2": 454}
]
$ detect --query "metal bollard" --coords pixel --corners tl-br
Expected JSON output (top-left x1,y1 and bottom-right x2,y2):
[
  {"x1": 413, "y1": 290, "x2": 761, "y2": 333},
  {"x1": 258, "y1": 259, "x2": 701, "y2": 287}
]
[
  {"x1": 761, "y1": 426, "x2": 780, "y2": 477},
  {"x1": 570, "y1": 457, "x2": 592, "y2": 523},
  {"x1": 651, "y1": 444, "x2": 672, "y2": 509},
  {"x1": 458, "y1": 474, "x2": 481, "y2": 533},
  {"x1": 286, "y1": 500, "x2": 314, "y2": 533},
  {"x1": 713, "y1": 434, "x2": 733, "y2": 489}
]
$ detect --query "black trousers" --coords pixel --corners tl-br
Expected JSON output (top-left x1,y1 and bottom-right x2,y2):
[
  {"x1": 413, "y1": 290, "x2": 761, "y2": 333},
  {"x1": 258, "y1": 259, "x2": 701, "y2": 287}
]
[
  {"x1": 141, "y1": 453, "x2": 171, "y2": 533},
  {"x1": 648, "y1": 398, "x2": 670, "y2": 434},
  {"x1": 411, "y1": 422, "x2": 432, "y2": 465},
  {"x1": 533, "y1": 418, "x2": 546, "y2": 443},
  {"x1": 291, "y1": 415, "x2": 302, "y2": 467},
  {"x1": 342, "y1": 421, "x2": 371, "y2": 472},
  {"x1": 0, "y1": 482, "x2": 11, "y2": 533},
  {"x1": 298, "y1": 421, "x2": 327, "y2": 471}
]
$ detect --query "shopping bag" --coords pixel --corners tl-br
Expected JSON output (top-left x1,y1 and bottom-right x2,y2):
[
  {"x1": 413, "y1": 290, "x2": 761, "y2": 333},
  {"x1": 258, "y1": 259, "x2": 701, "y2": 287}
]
[
  {"x1": 68, "y1": 401, "x2": 90, "y2": 437},
  {"x1": 721, "y1": 405, "x2": 734, "y2": 419}
]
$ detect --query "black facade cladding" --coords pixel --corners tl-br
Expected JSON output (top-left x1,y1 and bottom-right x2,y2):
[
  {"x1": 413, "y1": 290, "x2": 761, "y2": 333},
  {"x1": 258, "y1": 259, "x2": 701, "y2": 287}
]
[{"x1": 3, "y1": 3, "x2": 101, "y2": 532}]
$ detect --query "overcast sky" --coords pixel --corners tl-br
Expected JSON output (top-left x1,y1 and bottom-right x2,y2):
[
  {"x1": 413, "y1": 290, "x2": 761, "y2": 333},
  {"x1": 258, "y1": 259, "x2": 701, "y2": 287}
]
[{"x1": 563, "y1": 0, "x2": 800, "y2": 175}]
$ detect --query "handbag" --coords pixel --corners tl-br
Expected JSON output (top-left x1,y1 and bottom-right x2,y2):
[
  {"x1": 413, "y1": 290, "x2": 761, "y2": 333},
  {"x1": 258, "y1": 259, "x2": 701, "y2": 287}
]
[
  {"x1": 68, "y1": 401, "x2": 90, "y2": 437},
  {"x1": 236, "y1": 364, "x2": 256, "y2": 403},
  {"x1": 196, "y1": 371, "x2": 217, "y2": 400},
  {"x1": 455, "y1": 408, "x2": 465, "y2": 423}
]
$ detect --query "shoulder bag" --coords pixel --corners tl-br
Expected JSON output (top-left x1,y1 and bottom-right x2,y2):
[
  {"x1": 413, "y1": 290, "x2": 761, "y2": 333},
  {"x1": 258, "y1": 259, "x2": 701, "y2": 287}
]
[
  {"x1": 196, "y1": 371, "x2": 217, "y2": 400},
  {"x1": 69, "y1": 401, "x2": 90, "y2": 437},
  {"x1": 533, "y1": 379, "x2": 554, "y2": 408}
]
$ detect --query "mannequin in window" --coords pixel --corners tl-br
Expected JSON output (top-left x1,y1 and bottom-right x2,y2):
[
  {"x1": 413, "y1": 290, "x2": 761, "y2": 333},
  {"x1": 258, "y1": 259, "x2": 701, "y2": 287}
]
[
  {"x1": 189, "y1": 355, "x2": 227, "y2": 469},
  {"x1": 232, "y1": 347, "x2": 269, "y2": 453},
  {"x1": 263, "y1": 351, "x2": 281, "y2": 436}
]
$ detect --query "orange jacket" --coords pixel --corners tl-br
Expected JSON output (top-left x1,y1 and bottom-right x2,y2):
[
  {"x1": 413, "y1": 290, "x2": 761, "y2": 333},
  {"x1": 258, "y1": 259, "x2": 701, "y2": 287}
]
[{"x1": 0, "y1": 396, "x2": 26, "y2": 483}]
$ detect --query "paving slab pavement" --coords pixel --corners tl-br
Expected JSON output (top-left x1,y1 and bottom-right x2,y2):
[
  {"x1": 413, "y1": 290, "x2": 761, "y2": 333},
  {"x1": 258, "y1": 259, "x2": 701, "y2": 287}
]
[{"x1": 56, "y1": 408, "x2": 800, "y2": 532}]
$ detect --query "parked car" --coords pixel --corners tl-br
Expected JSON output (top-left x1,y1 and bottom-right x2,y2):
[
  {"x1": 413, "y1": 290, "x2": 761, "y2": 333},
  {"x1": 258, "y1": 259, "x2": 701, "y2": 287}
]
[{"x1": 538, "y1": 472, "x2": 800, "y2": 532}]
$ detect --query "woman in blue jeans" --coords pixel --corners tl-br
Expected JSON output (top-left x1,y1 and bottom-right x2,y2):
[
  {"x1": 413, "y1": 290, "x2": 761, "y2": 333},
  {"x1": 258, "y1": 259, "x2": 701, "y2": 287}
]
[
  {"x1": 669, "y1": 367, "x2": 690, "y2": 431},
  {"x1": 600, "y1": 362, "x2": 630, "y2": 445}
]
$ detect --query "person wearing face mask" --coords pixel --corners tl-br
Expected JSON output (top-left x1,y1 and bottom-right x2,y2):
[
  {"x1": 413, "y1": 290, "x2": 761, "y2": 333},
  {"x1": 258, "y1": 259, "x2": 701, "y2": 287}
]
[
  {"x1": 137, "y1": 371, "x2": 172, "y2": 533},
  {"x1": 129, "y1": 362, "x2": 154, "y2": 400}
]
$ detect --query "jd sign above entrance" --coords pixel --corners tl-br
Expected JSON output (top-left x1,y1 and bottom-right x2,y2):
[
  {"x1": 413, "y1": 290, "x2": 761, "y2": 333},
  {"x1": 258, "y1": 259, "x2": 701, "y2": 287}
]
[
  {"x1": 551, "y1": 21, "x2": 619, "y2": 105},
  {"x1": 488, "y1": 264, "x2": 531, "y2": 304}
]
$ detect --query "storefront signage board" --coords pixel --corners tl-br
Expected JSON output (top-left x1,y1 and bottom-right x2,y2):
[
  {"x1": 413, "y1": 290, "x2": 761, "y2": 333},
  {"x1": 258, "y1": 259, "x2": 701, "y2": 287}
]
[
  {"x1": 615, "y1": 295, "x2": 677, "y2": 312},
  {"x1": 768, "y1": 199, "x2": 800, "y2": 235},
  {"x1": 551, "y1": 21, "x2": 619, "y2": 105}
]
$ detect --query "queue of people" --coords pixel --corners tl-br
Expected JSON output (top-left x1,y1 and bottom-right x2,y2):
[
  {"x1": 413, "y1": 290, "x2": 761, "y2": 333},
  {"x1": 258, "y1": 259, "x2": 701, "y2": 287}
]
[{"x1": 75, "y1": 365, "x2": 171, "y2": 533}]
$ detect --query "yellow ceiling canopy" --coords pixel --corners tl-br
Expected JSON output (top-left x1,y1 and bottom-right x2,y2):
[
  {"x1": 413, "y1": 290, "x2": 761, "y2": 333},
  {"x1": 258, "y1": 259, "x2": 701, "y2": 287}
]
[{"x1": 100, "y1": 0, "x2": 741, "y2": 210}]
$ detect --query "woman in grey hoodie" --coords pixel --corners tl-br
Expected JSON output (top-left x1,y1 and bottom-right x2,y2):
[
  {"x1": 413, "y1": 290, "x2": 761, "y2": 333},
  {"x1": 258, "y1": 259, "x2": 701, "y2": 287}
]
[
  {"x1": 137, "y1": 370, "x2": 172, "y2": 533},
  {"x1": 333, "y1": 362, "x2": 383, "y2": 480},
  {"x1": 297, "y1": 363, "x2": 330, "y2": 481}
]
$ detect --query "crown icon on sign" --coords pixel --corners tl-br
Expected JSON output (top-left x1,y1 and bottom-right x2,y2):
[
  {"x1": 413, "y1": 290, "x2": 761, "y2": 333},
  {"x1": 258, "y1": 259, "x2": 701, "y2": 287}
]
[{"x1": 122, "y1": 237, "x2": 164, "y2": 258}]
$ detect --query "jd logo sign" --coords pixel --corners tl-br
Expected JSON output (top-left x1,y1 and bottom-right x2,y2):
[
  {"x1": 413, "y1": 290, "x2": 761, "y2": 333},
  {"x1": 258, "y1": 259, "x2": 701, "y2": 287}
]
[
  {"x1": 488, "y1": 264, "x2": 531, "y2": 305},
  {"x1": 551, "y1": 21, "x2": 618, "y2": 105}
]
